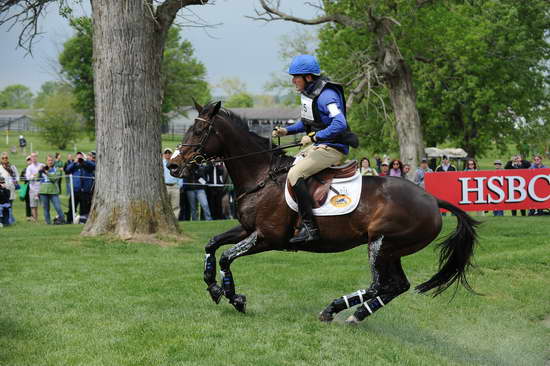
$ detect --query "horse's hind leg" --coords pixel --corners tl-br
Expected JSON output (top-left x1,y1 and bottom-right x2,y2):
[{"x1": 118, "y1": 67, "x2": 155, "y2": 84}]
[
  {"x1": 319, "y1": 236, "x2": 410, "y2": 323},
  {"x1": 346, "y1": 257, "x2": 410, "y2": 324},
  {"x1": 204, "y1": 225, "x2": 249, "y2": 304}
]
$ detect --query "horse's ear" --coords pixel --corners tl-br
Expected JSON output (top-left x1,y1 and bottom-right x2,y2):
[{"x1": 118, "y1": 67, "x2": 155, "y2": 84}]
[
  {"x1": 192, "y1": 97, "x2": 203, "y2": 113},
  {"x1": 208, "y1": 101, "x2": 222, "y2": 119}
]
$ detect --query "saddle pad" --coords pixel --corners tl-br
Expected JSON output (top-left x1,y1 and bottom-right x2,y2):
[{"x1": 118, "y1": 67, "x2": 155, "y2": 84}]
[{"x1": 285, "y1": 171, "x2": 362, "y2": 216}]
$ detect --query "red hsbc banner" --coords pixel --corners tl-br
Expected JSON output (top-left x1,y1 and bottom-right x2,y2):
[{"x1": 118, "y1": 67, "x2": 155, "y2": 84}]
[{"x1": 424, "y1": 169, "x2": 550, "y2": 211}]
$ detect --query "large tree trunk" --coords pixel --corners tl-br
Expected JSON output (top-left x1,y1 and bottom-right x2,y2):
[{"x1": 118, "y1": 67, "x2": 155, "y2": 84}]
[
  {"x1": 83, "y1": 0, "x2": 179, "y2": 239},
  {"x1": 386, "y1": 61, "x2": 425, "y2": 169},
  {"x1": 374, "y1": 18, "x2": 424, "y2": 171}
]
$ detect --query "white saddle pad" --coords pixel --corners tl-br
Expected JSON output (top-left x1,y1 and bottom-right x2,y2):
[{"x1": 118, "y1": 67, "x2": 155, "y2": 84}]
[{"x1": 285, "y1": 172, "x2": 363, "y2": 216}]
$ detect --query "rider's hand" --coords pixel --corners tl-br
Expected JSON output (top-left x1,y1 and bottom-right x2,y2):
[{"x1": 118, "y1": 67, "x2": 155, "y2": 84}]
[
  {"x1": 272, "y1": 127, "x2": 287, "y2": 137},
  {"x1": 300, "y1": 135, "x2": 314, "y2": 146}
]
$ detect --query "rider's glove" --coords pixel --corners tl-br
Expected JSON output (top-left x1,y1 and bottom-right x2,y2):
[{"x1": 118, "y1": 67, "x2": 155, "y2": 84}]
[
  {"x1": 272, "y1": 127, "x2": 288, "y2": 137},
  {"x1": 300, "y1": 132, "x2": 316, "y2": 146}
]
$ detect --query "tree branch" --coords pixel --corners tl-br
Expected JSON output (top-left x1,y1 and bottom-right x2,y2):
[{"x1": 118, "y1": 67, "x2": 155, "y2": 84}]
[
  {"x1": 0, "y1": 0, "x2": 62, "y2": 51},
  {"x1": 247, "y1": 0, "x2": 364, "y2": 28},
  {"x1": 156, "y1": 0, "x2": 209, "y2": 34}
]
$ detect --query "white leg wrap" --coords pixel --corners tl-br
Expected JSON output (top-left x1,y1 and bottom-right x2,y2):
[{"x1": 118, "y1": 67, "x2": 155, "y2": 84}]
[
  {"x1": 358, "y1": 290, "x2": 365, "y2": 304},
  {"x1": 363, "y1": 303, "x2": 373, "y2": 314},
  {"x1": 376, "y1": 296, "x2": 385, "y2": 307},
  {"x1": 343, "y1": 295, "x2": 350, "y2": 309}
]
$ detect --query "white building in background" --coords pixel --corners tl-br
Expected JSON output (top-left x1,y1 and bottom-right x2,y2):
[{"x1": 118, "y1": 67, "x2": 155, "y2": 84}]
[
  {"x1": 165, "y1": 106, "x2": 301, "y2": 138},
  {"x1": 0, "y1": 109, "x2": 38, "y2": 132}
]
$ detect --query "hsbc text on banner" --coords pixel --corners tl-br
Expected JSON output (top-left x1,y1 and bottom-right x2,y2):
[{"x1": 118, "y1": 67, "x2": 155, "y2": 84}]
[{"x1": 424, "y1": 169, "x2": 550, "y2": 212}]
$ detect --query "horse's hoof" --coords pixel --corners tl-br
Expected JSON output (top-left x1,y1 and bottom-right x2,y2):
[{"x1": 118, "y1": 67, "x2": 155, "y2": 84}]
[
  {"x1": 345, "y1": 315, "x2": 360, "y2": 325},
  {"x1": 231, "y1": 294, "x2": 247, "y2": 313},
  {"x1": 207, "y1": 284, "x2": 224, "y2": 304},
  {"x1": 319, "y1": 311, "x2": 334, "y2": 322}
]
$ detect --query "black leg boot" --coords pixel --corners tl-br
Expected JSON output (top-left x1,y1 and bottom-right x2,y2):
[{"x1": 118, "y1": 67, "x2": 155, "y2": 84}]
[{"x1": 289, "y1": 178, "x2": 320, "y2": 244}]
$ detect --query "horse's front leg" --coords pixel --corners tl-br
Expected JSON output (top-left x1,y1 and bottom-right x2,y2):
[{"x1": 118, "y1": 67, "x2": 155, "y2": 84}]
[
  {"x1": 204, "y1": 225, "x2": 249, "y2": 304},
  {"x1": 219, "y1": 231, "x2": 266, "y2": 313}
]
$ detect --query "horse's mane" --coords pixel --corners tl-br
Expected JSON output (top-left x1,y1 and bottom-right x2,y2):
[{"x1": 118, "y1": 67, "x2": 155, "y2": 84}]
[{"x1": 203, "y1": 102, "x2": 295, "y2": 167}]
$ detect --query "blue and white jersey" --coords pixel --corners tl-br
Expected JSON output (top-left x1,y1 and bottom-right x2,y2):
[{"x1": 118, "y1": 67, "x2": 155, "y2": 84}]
[{"x1": 287, "y1": 83, "x2": 349, "y2": 154}]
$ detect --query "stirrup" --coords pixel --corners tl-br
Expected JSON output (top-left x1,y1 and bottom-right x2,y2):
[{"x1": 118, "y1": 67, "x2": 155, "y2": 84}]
[{"x1": 289, "y1": 223, "x2": 320, "y2": 244}]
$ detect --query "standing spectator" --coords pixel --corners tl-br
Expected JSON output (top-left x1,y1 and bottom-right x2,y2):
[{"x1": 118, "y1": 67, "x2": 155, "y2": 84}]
[
  {"x1": 379, "y1": 161, "x2": 389, "y2": 176},
  {"x1": 206, "y1": 162, "x2": 227, "y2": 220},
  {"x1": 403, "y1": 164, "x2": 413, "y2": 181},
  {"x1": 530, "y1": 154, "x2": 547, "y2": 169},
  {"x1": 0, "y1": 152, "x2": 19, "y2": 225},
  {"x1": 529, "y1": 155, "x2": 547, "y2": 216},
  {"x1": 505, "y1": 155, "x2": 527, "y2": 216},
  {"x1": 464, "y1": 159, "x2": 478, "y2": 171},
  {"x1": 38, "y1": 155, "x2": 65, "y2": 225},
  {"x1": 162, "y1": 148, "x2": 184, "y2": 219},
  {"x1": 65, "y1": 152, "x2": 96, "y2": 223},
  {"x1": 492, "y1": 160, "x2": 504, "y2": 216},
  {"x1": 414, "y1": 158, "x2": 433, "y2": 189},
  {"x1": 389, "y1": 159, "x2": 404, "y2": 177},
  {"x1": 0, "y1": 177, "x2": 11, "y2": 227},
  {"x1": 63, "y1": 154, "x2": 74, "y2": 194},
  {"x1": 19, "y1": 156, "x2": 32, "y2": 220},
  {"x1": 505, "y1": 155, "x2": 531, "y2": 169},
  {"x1": 186, "y1": 163, "x2": 212, "y2": 221},
  {"x1": 18, "y1": 135, "x2": 27, "y2": 153},
  {"x1": 436, "y1": 155, "x2": 457, "y2": 172},
  {"x1": 374, "y1": 155, "x2": 382, "y2": 173},
  {"x1": 25, "y1": 152, "x2": 43, "y2": 222},
  {"x1": 54, "y1": 152, "x2": 64, "y2": 193},
  {"x1": 359, "y1": 157, "x2": 378, "y2": 176}
]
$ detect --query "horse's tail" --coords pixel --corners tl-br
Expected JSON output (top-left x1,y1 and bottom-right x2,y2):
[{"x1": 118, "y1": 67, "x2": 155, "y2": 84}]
[{"x1": 415, "y1": 199, "x2": 481, "y2": 296}]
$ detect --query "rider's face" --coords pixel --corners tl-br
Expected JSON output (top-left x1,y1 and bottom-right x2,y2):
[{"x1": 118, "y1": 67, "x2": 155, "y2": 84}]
[{"x1": 292, "y1": 75, "x2": 313, "y2": 92}]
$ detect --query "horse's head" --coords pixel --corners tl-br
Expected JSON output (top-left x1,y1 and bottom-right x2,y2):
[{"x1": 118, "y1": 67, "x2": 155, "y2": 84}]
[{"x1": 168, "y1": 100, "x2": 223, "y2": 178}]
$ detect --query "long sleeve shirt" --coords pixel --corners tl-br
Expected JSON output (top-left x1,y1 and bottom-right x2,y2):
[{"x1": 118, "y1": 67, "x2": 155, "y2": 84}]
[{"x1": 286, "y1": 86, "x2": 349, "y2": 154}]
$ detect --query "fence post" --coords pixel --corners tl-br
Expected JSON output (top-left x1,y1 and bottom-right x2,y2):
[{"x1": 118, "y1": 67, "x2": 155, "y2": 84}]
[{"x1": 69, "y1": 174, "x2": 76, "y2": 224}]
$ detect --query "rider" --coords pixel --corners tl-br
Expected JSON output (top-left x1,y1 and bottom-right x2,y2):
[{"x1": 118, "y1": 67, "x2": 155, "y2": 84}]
[{"x1": 273, "y1": 54, "x2": 352, "y2": 244}]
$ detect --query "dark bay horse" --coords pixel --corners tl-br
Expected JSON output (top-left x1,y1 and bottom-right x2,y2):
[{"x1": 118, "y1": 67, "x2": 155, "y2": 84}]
[{"x1": 168, "y1": 101, "x2": 479, "y2": 324}]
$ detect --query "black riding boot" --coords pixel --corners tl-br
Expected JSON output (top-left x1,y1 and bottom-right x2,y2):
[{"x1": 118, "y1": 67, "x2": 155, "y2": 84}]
[{"x1": 289, "y1": 178, "x2": 320, "y2": 244}]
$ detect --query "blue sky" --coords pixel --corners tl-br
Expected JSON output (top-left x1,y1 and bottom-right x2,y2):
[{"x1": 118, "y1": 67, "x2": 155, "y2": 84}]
[{"x1": 0, "y1": 0, "x2": 318, "y2": 96}]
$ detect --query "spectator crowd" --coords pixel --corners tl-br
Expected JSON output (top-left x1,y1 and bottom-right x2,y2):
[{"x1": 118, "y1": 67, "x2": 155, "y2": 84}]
[
  {"x1": 358, "y1": 153, "x2": 548, "y2": 216},
  {"x1": 1, "y1": 146, "x2": 548, "y2": 228}
]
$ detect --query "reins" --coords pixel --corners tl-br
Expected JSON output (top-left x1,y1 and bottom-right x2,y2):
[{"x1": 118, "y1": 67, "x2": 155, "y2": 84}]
[{"x1": 209, "y1": 142, "x2": 302, "y2": 164}]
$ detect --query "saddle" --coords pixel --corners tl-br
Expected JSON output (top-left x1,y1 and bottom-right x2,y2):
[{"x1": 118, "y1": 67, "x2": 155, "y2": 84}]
[{"x1": 287, "y1": 160, "x2": 358, "y2": 208}]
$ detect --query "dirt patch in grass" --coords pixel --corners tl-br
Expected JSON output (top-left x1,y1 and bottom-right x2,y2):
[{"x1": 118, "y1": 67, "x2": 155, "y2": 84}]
[{"x1": 542, "y1": 315, "x2": 550, "y2": 329}]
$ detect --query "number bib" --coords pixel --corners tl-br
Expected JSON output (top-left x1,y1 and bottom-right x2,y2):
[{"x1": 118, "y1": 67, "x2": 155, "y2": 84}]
[{"x1": 300, "y1": 94, "x2": 314, "y2": 122}]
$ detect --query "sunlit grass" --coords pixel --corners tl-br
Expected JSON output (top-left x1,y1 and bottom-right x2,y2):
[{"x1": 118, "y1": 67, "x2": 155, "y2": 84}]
[{"x1": 1, "y1": 198, "x2": 549, "y2": 365}]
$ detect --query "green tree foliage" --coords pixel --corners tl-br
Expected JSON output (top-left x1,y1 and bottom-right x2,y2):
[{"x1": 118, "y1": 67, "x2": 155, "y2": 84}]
[
  {"x1": 216, "y1": 77, "x2": 254, "y2": 108},
  {"x1": 317, "y1": 0, "x2": 549, "y2": 158},
  {"x1": 59, "y1": 18, "x2": 211, "y2": 132},
  {"x1": 34, "y1": 81, "x2": 73, "y2": 108},
  {"x1": 412, "y1": 0, "x2": 549, "y2": 157},
  {"x1": 58, "y1": 17, "x2": 94, "y2": 133},
  {"x1": 0, "y1": 84, "x2": 34, "y2": 109},
  {"x1": 224, "y1": 92, "x2": 254, "y2": 108},
  {"x1": 161, "y1": 27, "x2": 211, "y2": 122},
  {"x1": 32, "y1": 91, "x2": 82, "y2": 150}
]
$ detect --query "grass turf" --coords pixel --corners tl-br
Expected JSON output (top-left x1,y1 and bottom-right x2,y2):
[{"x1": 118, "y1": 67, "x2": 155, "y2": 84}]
[{"x1": 1, "y1": 206, "x2": 549, "y2": 365}]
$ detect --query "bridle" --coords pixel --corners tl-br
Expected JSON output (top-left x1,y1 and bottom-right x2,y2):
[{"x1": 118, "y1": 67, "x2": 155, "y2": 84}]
[
  {"x1": 175, "y1": 115, "x2": 301, "y2": 167},
  {"x1": 173, "y1": 112, "x2": 300, "y2": 202},
  {"x1": 176, "y1": 116, "x2": 217, "y2": 166}
]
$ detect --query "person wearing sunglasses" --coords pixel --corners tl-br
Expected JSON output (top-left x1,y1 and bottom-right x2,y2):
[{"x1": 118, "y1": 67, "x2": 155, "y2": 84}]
[{"x1": 464, "y1": 159, "x2": 478, "y2": 171}]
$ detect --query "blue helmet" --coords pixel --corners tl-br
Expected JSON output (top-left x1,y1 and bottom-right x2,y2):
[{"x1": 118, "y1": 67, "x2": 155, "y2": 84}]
[{"x1": 288, "y1": 54, "x2": 321, "y2": 76}]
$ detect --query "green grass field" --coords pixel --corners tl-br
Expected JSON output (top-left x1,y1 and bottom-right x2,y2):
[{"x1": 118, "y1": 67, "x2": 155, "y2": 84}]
[{"x1": 1, "y1": 198, "x2": 549, "y2": 365}]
